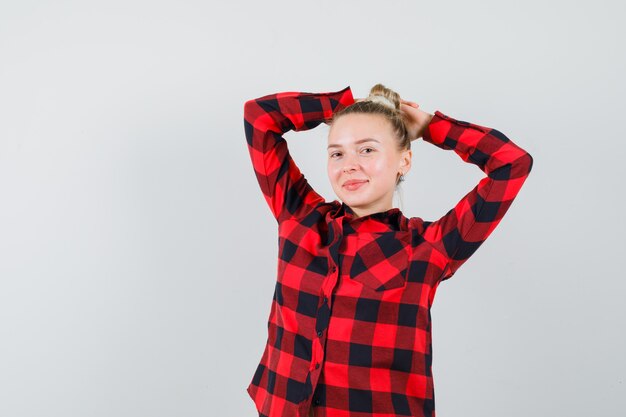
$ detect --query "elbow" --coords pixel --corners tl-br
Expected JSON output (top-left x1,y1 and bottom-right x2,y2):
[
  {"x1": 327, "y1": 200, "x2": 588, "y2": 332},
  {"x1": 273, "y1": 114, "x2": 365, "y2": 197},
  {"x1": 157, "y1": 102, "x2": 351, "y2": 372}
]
[
  {"x1": 513, "y1": 151, "x2": 534, "y2": 178},
  {"x1": 243, "y1": 99, "x2": 255, "y2": 118}
]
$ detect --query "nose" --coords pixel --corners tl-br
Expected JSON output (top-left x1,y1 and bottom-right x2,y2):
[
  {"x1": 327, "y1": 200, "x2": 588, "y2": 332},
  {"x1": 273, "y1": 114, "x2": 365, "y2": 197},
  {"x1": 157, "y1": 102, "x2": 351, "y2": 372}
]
[{"x1": 341, "y1": 153, "x2": 359, "y2": 173}]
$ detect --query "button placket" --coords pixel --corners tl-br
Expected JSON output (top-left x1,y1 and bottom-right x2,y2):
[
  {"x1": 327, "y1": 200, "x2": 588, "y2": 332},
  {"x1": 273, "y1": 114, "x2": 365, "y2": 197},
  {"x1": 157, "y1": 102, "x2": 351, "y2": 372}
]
[{"x1": 309, "y1": 219, "x2": 341, "y2": 407}]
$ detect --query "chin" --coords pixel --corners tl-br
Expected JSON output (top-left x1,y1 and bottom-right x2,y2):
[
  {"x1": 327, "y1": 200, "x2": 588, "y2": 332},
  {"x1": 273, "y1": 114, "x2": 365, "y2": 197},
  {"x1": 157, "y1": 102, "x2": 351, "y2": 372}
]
[
  {"x1": 335, "y1": 187, "x2": 371, "y2": 206},
  {"x1": 340, "y1": 195, "x2": 368, "y2": 207}
]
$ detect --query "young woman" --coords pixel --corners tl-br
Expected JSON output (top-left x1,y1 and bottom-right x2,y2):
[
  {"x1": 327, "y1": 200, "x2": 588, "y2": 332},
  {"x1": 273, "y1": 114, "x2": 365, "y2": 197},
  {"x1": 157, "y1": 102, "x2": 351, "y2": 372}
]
[{"x1": 242, "y1": 84, "x2": 533, "y2": 417}]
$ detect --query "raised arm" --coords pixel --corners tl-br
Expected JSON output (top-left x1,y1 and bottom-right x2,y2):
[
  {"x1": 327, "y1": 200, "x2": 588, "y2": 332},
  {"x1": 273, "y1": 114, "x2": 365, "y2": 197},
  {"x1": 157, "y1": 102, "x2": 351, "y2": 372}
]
[
  {"x1": 243, "y1": 86, "x2": 355, "y2": 223},
  {"x1": 413, "y1": 110, "x2": 534, "y2": 282}
]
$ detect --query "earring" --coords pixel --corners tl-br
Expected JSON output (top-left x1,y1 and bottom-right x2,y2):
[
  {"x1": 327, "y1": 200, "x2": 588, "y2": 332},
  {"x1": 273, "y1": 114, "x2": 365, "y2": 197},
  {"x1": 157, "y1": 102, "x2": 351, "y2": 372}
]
[{"x1": 398, "y1": 172, "x2": 405, "y2": 182}]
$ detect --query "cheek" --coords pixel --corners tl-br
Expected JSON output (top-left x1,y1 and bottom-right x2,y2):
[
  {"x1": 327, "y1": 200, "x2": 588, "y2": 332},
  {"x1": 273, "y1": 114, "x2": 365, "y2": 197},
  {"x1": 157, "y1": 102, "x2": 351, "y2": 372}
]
[
  {"x1": 369, "y1": 159, "x2": 390, "y2": 175},
  {"x1": 368, "y1": 159, "x2": 397, "y2": 183},
  {"x1": 327, "y1": 164, "x2": 339, "y2": 182}
]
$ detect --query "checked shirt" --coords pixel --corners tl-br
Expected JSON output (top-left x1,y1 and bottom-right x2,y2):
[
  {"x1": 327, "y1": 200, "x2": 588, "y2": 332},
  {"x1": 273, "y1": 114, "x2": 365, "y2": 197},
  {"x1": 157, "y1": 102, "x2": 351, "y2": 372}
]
[{"x1": 242, "y1": 86, "x2": 533, "y2": 417}]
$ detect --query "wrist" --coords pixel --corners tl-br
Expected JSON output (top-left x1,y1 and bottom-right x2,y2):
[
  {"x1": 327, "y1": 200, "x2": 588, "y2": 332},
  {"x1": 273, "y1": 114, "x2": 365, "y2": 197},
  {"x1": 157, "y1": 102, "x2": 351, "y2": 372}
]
[{"x1": 416, "y1": 111, "x2": 434, "y2": 139}]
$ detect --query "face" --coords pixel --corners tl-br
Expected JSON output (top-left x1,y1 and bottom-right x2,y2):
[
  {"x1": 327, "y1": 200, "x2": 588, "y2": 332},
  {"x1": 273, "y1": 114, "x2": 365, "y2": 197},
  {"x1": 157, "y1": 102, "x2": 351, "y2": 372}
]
[{"x1": 327, "y1": 113, "x2": 411, "y2": 218}]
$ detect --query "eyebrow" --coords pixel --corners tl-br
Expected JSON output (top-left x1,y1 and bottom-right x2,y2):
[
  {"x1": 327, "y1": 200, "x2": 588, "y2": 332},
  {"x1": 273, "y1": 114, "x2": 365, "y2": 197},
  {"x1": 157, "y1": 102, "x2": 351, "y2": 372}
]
[{"x1": 327, "y1": 138, "x2": 381, "y2": 150}]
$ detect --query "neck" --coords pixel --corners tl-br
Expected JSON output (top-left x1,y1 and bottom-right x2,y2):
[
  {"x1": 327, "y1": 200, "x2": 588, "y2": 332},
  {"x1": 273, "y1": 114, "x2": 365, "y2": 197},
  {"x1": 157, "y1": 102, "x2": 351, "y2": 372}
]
[{"x1": 349, "y1": 204, "x2": 394, "y2": 219}]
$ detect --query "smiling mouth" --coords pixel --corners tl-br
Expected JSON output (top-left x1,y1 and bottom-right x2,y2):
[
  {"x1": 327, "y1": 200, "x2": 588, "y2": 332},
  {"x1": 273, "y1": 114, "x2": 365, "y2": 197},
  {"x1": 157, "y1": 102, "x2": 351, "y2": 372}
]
[{"x1": 343, "y1": 180, "x2": 368, "y2": 190}]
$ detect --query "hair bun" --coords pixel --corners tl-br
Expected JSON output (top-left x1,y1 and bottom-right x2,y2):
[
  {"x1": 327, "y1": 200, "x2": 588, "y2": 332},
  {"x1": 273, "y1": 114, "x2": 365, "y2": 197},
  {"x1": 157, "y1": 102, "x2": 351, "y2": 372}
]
[
  {"x1": 366, "y1": 83, "x2": 401, "y2": 111},
  {"x1": 365, "y1": 94, "x2": 396, "y2": 110}
]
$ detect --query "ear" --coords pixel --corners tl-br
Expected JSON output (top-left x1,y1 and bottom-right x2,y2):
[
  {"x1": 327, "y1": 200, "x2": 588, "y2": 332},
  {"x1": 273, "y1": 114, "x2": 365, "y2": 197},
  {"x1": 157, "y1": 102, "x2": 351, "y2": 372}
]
[{"x1": 399, "y1": 149, "x2": 412, "y2": 173}]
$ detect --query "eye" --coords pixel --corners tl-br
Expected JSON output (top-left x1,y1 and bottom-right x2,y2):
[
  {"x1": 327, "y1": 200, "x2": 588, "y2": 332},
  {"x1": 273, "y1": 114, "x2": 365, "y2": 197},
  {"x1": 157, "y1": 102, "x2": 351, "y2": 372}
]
[
  {"x1": 330, "y1": 152, "x2": 341, "y2": 158},
  {"x1": 362, "y1": 147, "x2": 374, "y2": 153}
]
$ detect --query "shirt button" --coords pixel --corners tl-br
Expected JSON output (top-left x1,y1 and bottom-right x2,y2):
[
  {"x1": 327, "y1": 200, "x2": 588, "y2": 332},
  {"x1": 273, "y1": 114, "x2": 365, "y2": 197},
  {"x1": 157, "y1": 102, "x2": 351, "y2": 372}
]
[
  {"x1": 317, "y1": 330, "x2": 322, "y2": 337},
  {"x1": 315, "y1": 363, "x2": 320, "y2": 369},
  {"x1": 314, "y1": 398, "x2": 320, "y2": 405},
  {"x1": 331, "y1": 266, "x2": 336, "y2": 273}
]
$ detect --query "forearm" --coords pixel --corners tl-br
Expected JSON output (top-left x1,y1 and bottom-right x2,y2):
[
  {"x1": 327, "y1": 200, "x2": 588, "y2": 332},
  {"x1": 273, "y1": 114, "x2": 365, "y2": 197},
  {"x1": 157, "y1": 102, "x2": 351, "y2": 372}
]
[
  {"x1": 243, "y1": 86, "x2": 354, "y2": 136},
  {"x1": 421, "y1": 110, "x2": 532, "y2": 175}
]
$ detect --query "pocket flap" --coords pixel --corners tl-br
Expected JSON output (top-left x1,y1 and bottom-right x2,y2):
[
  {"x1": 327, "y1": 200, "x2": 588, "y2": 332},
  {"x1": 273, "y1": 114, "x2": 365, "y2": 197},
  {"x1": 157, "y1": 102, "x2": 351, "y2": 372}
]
[{"x1": 349, "y1": 231, "x2": 412, "y2": 291}]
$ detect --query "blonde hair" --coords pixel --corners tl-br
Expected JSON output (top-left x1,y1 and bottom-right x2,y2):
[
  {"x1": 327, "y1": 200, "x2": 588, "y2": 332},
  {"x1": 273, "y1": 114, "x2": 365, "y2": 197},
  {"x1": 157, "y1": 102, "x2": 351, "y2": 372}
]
[
  {"x1": 330, "y1": 83, "x2": 410, "y2": 188},
  {"x1": 331, "y1": 83, "x2": 410, "y2": 150}
]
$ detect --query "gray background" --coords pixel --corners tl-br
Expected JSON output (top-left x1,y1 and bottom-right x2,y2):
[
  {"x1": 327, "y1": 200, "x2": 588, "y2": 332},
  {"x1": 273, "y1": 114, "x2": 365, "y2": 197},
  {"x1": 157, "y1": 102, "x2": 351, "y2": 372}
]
[{"x1": 1, "y1": 1, "x2": 624, "y2": 416}]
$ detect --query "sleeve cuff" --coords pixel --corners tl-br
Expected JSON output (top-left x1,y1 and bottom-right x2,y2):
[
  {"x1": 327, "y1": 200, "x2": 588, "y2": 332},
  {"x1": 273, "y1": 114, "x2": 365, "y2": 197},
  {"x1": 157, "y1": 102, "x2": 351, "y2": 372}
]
[
  {"x1": 331, "y1": 86, "x2": 355, "y2": 112},
  {"x1": 421, "y1": 110, "x2": 447, "y2": 144}
]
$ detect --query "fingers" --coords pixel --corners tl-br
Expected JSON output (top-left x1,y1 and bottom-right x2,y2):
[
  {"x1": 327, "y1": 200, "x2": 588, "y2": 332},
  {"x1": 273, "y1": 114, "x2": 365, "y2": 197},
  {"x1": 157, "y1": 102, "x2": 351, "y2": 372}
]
[
  {"x1": 400, "y1": 99, "x2": 418, "y2": 109},
  {"x1": 400, "y1": 101, "x2": 419, "y2": 110}
]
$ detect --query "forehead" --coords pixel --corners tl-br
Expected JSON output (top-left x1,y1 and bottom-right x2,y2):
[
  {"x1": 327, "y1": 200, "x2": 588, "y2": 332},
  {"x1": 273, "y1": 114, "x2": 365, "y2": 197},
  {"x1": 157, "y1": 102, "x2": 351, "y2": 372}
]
[{"x1": 328, "y1": 113, "x2": 395, "y2": 146}]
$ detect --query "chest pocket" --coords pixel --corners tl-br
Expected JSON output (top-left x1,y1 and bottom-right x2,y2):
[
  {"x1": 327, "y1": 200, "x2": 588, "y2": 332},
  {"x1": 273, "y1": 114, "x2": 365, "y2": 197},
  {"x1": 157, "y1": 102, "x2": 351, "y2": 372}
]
[{"x1": 349, "y1": 231, "x2": 412, "y2": 291}]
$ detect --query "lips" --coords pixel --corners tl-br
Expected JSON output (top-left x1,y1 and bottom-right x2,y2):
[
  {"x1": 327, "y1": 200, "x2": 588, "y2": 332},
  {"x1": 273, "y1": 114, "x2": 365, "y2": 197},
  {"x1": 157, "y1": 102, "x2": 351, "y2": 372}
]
[
  {"x1": 343, "y1": 179, "x2": 368, "y2": 187},
  {"x1": 342, "y1": 180, "x2": 368, "y2": 191}
]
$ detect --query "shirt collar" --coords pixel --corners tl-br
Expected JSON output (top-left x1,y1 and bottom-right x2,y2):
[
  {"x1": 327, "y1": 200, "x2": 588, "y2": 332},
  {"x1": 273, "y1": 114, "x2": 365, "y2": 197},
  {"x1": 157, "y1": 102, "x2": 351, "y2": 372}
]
[{"x1": 330, "y1": 201, "x2": 404, "y2": 233}]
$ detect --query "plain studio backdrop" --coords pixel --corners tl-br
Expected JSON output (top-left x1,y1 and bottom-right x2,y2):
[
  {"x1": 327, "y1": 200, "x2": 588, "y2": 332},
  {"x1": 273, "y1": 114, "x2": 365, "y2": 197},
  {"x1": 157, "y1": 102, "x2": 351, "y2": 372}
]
[{"x1": 0, "y1": 1, "x2": 624, "y2": 416}]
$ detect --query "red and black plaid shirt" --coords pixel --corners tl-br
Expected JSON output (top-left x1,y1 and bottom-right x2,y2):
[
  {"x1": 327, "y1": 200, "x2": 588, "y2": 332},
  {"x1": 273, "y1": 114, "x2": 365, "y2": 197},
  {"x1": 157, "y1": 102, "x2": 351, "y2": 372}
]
[{"x1": 243, "y1": 86, "x2": 533, "y2": 417}]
